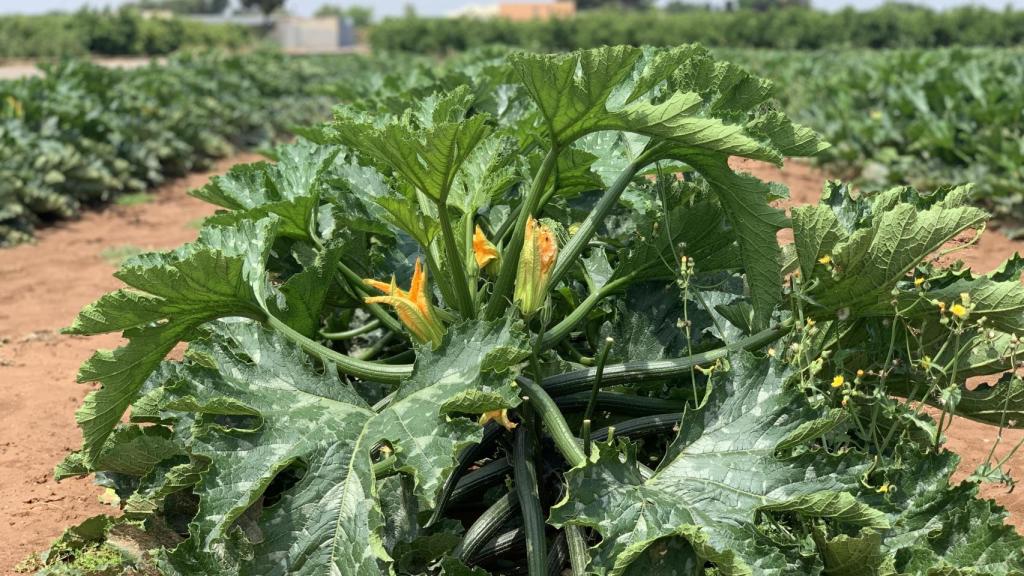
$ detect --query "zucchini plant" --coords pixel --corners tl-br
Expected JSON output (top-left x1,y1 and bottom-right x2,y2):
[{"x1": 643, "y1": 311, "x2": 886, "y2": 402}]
[{"x1": 55, "y1": 46, "x2": 1024, "y2": 575}]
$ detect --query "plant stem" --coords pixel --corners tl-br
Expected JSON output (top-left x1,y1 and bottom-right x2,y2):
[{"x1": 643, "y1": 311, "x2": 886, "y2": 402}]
[
  {"x1": 541, "y1": 275, "x2": 635, "y2": 349},
  {"x1": 485, "y1": 146, "x2": 560, "y2": 319},
  {"x1": 514, "y1": 424, "x2": 547, "y2": 576},
  {"x1": 547, "y1": 159, "x2": 642, "y2": 290},
  {"x1": 565, "y1": 525, "x2": 589, "y2": 576},
  {"x1": 355, "y1": 331, "x2": 396, "y2": 361},
  {"x1": 581, "y1": 420, "x2": 592, "y2": 459},
  {"x1": 334, "y1": 262, "x2": 404, "y2": 334},
  {"x1": 581, "y1": 338, "x2": 614, "y2": 427},
  {"x1": 372, "y1": 454, "x2": 397, "y2": 478},
  {"x1": 320, "y1": 318, "x2": 381, "y2": 340},
  {"x1": 517, "y1": 376, "x2": 587, "y2": 468},
  {"x1": 265, "y1": 314, "x2": 412, "y2": 384},
  {"x1": 543, "y1": 321, "x2": 793, "y2": 397},
  {"x1": 556, "y1": 392, "x2": 685, "y2": 415},
  {"x1": 438, "y1": 201, "x2": 477, "y2": 318}
]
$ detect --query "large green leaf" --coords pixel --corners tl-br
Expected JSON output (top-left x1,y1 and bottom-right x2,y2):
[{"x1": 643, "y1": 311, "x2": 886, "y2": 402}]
[
  {"x1": 795, "y1": 185, "x2": 987, "y2": 315},
  {"x1": 371, "y1": 316, "x2": 530, "y2": 508},
  {"x1": 862, "y1": 449, "x2": 1024, "y2": 575},
  {"x1": 331, "y1": 87, "x2": 492, "y2": 203},
  {"x1": 151, "y1": 316, "x2": 528, "y2": 574},
  {"x1": 63, "y1": 219, "x2": 276, "y2": 464},
  {"x1": 160, "y1": 320, "x2": 382, "y2": 575},
  {"x1": 511, "y1": 46, "x2": 779, "y2": 163},
  {"x1": 195, "y1": 140, "x2": 339, "y2": 240},
  {"x1": 550, "y1": 353, "x2": 885, "y2": 576},
  {"x1": 660, "y1": 152, "x2": 787, "y2": 330}
]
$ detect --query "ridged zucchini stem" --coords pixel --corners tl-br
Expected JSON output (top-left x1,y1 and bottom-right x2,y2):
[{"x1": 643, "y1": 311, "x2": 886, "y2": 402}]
[
  {"x1": 514, "y1": 425, "x2": 548, "y2": 576},
  {"x1": 516, "y1": 376, "x2": 586, "y2": 468},
  {"x1": 565, "y1": 525, "x2": 590, "y2": 575},
  {"x1": 542, "y1": 321, "x2": 792, "y2": 396},
  {"x1": 265, "y1": 314, "x2": 412, "y2": 384}
]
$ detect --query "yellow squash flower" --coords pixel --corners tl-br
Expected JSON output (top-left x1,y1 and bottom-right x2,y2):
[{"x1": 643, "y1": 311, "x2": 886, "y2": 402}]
[
  {"x1": 364, "y1": 258, "x2": 445, "y2": 347},
  {"x1": 473, "y1": 225, "x2": 500, "y2": 271},
  {"x1": 479, "y1": 409, "x2": 517, "y2": 431},
  {"x1": 514, "y1": 217, "x2": 558, "y2": 317},
  {"x1": 831, "y1": 375, "x2": 845, "y2": 388}
]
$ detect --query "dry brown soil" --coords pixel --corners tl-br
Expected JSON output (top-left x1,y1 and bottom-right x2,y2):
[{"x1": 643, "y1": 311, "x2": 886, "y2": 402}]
[
  {"x1": 0, "y1": 153, "x2": 261, "y2": 573},
  {"x1": 0, "y1": 157, "x2": 1020, "y2": 574}
]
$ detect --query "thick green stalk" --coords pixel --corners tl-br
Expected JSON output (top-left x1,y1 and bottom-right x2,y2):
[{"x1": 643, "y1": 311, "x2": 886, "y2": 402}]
[
  {"x1": 582, "y1": 338, "x2": 614, "y2": 426},
  {"x1": 514, "y1": 425, "x2": 547, "y2": 576},
  {"x1": 541, "y1": 274, "x2": 635, "y2": 349},
  {"x1": 334, "y1": 262, "x2": 404, "y2": 334},
  {"x1": 517, "y1": 376, "x2": 586, "y2": 468},
  {"x1": 565, "y1": 526, "x2": 590, "y2": 575},
  {"x1": 556, "y1": 392, "x2": 685, "y2": 415},
  {"x1": 438, "y1": 202, "x2": 477, "y2": 318},
  {"x1": 265, "y1": 314, "x2": 412, "y2": 384},
  {"x1": 548, "y1": 160, "x2": 642, "y2": 289},
  {"x1": 320, "y1": 318, "x2": 381, "y2": 340},
  {"x1": 485, "y1": 146, "x2": 560, "y2": 319},
  {"x1": 543, "y1": 321, "x2": 793, "y2": 397},
  {"x1": 372, "y1": 455, "x2": 397, "y2": 478}
]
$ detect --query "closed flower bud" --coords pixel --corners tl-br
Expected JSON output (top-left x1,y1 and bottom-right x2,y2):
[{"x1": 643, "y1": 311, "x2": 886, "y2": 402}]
[{"x1": 514, "y1": 217, "x2": 558, "y2": 317}]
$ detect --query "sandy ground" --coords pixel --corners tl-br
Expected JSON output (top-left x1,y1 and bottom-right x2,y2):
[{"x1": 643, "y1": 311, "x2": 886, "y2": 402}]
[
  {"x1": 0, "y1": 153, "x2": 261, "y2": 573},
  {"x1": 0, "y1": 157, "x2": 1020, "y2": 573}
]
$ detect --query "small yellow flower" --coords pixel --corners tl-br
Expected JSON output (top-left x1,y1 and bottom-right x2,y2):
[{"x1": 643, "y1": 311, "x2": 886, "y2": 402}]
[
  {"x1": 472, "y1": 225, "x2": 500, "y2": 271},
  {"x1": 831, "y1": 375, "x2": 845, "y2": 388},
  {"x1": 479, "y1": 409, "x2": 517, "y2": 431},
  {"x1": 818, "y1": 255, "x2": 832, "y2": 265},
  {"x1": 364, "y1": 258, "x2": 445, "y2": 347},
  {"x1": 914, "y1": 277, "x2": 925, "y2": 288},
  {"x1": 876, "y1": 482, "x2": 891, "y2": 494},
  {"x1": 920, "y1": 355, "x2": 932, "y2": 370},
  {"x1": 514, "y1": 217, "x2": 558, "y2": 316},
  {"x1": 950, "y1": 303, "x2": 969, "y2": 320}
]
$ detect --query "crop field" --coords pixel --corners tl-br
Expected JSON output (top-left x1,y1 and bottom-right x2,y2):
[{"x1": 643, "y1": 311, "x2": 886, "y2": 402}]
[{"x1": 3, "y1": 40, "x2": 1024, "y2": 576}]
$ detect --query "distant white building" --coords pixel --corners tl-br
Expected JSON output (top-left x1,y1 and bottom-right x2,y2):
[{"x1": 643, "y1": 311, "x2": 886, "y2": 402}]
[{"x1": 669, "y1": 0, "x2": 736, "y2": 10}]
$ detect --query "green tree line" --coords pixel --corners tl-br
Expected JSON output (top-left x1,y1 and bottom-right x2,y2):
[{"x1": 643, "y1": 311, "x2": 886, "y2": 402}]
[
  {"x1": 370, "y1": 5, "x2": 1024, "y2": 53},
  {"x1": 0, "y1": 9, "x2": 250, "y2": 60}
]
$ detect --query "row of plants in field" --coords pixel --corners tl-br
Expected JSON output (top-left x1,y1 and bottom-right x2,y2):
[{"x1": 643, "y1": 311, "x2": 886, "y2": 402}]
[
  {"x1": 0, "y1": 51, "x2": 382, "y2": 246},
  {"x1": 725, "y1": 47, "x2": 1024, "y2": 228},
  {"x1": 45, "y1": 45, "x2": 1024, "y2": 575},
  {"x1": 370, "y1": 6, "x2": 1024, "y2": 53},
  {"x1": 0, "y1": 9, "x2": 251, "y2": 60}
]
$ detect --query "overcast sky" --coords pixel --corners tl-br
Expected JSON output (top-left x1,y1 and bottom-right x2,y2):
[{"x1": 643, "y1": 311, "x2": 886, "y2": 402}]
[{"x1": 0, "y1": 0, "x2": 1021, "y2": 18}]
